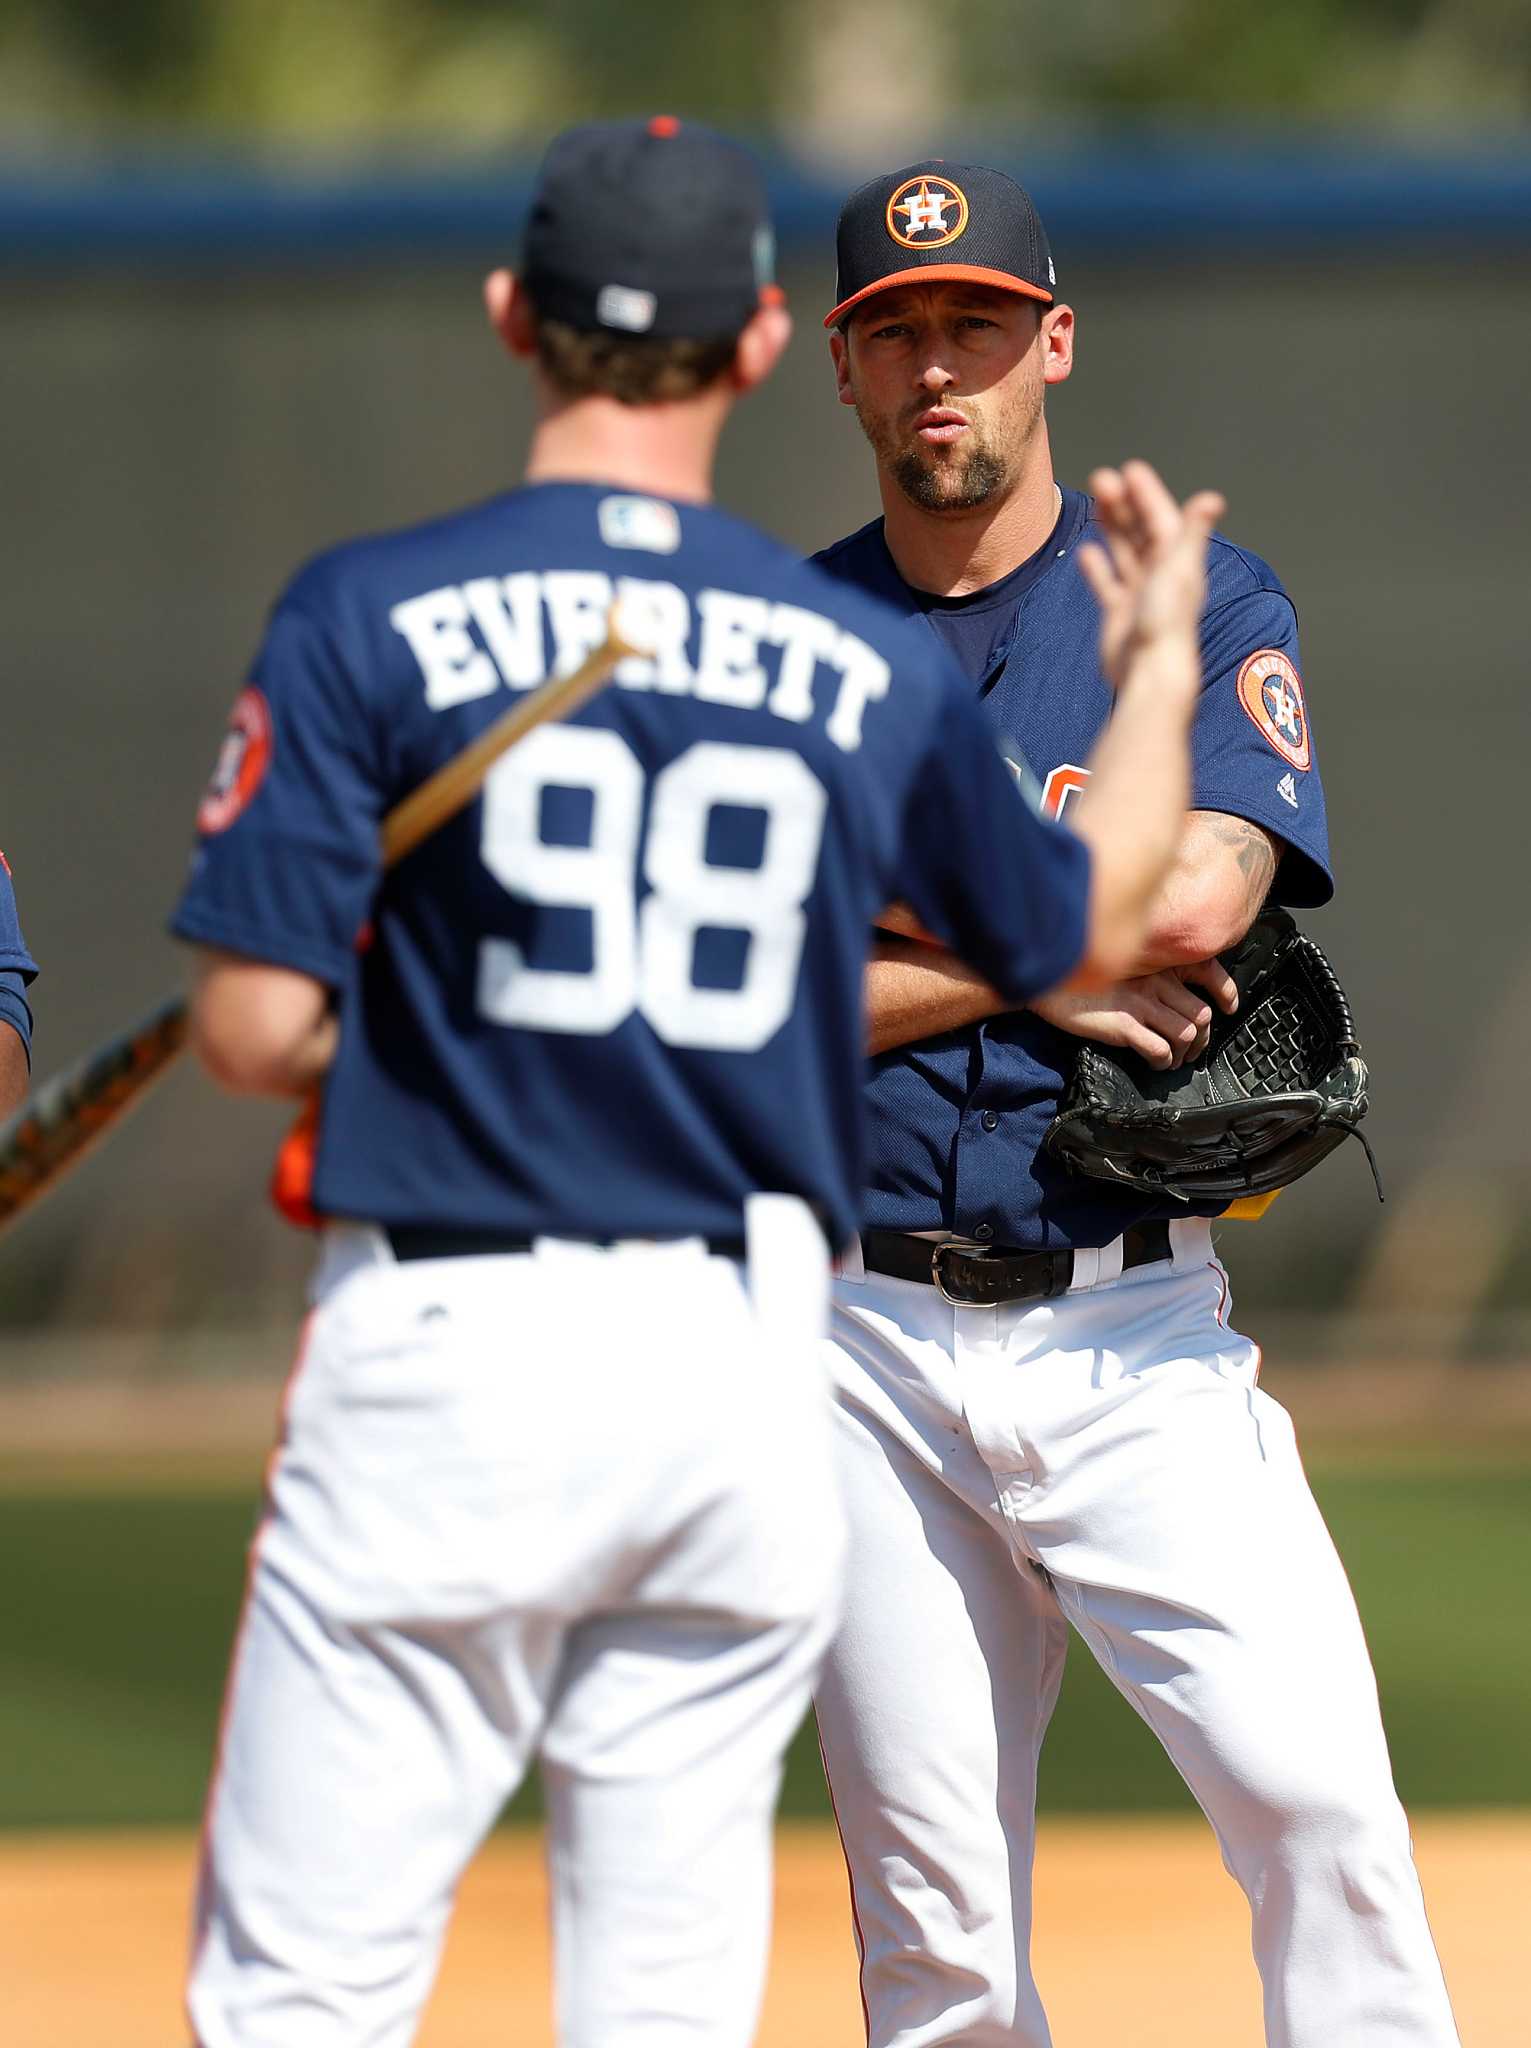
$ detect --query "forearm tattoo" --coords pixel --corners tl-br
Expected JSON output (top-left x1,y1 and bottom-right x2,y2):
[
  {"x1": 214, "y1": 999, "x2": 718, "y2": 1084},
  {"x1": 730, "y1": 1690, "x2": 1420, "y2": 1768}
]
[{"x1": 1196, "y1": 811, "x2": 1279, "y2": 916}]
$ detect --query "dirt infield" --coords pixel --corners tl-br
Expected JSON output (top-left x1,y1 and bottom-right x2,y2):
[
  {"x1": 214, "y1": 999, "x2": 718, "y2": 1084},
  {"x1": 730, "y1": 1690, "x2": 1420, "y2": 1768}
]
[{"x1": 1, "y1": 1813, "x2": 1522, "y2": 2044}]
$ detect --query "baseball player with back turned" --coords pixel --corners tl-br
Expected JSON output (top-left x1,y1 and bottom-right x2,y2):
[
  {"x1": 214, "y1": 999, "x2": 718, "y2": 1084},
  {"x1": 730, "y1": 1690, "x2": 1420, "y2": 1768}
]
[
  {"x1": 810, "y1": 161, "x2": 1460, "y2": 2047},
  {"x1": 169, "y1": 121, "x2": 1221, "y2": 2048}
]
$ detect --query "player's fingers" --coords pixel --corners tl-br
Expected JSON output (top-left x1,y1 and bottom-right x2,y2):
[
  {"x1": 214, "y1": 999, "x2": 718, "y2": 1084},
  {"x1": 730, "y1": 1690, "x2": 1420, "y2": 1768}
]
[
  {"x1": 1075, "y1": 541, "x2": 1120, "y2": 607},
  {"x1": 1119, "y1": 460, "x2": 1182, "y2": 551},
  {"x1": 1135, "y1": 996, "x2": 1203, "y2": 1052},
  {"x1": 1149, "y1": 976, "x2": 1214, "y2": 1030},
  {"x1": 1182, "y1": 956, "x2": 1239, "y2": 1013},
  {"x1": 1166, "y1": 1021, "x2": 1212, "y2": 1068},
  {"x1": 1098, "y1": 473, "x2": 1153, "y2": 566},
  {"x1": 1118, "y1": 1017, "x2": 1177, "y2": 1069},
  {"x1": 1129, "y1": 996, "x2": 1209, "y2": 1069},
  {"x1": 1178, "y1": 489, "x2": 1227, "y2": 541},
  {"x1": 1106, "y1": 523, "x2": 1142, "y2": 586},
  {"x1": 1086, "y1": 466, "x2": 1126, "y2": 521},
  {"x1": 1085, "y1": 470, "x2": 1144, "y2": 582}
]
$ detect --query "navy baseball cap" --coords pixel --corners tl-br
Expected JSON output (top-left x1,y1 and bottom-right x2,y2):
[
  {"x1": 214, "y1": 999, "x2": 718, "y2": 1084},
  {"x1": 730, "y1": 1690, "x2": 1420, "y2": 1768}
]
[
  {"x1": 824, "y1": 160, "x2": 1055, "y2": 328},
  {"x1": 522, "y1": 116, "x2": 782, "y2": 342}
]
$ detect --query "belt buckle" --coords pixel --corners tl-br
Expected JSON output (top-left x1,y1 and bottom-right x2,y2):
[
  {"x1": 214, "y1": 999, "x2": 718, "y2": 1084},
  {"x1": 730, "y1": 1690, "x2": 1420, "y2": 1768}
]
[
  {"x1": 930, "y1": 1240, "x2": 999, "y2": 1307},
  {"x1": 931, "y1": 1240, "x2": 1071, "y2": 1308},
  {"x1": 930, "y1": 1241, "x2": 962, "y2": 1305}
]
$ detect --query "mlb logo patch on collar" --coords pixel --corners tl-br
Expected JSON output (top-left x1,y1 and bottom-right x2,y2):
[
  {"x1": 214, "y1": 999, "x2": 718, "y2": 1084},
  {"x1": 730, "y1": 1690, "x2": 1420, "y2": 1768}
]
[{"x1": 1236, "y1": 649, "x2": 1310, "y2": 772}]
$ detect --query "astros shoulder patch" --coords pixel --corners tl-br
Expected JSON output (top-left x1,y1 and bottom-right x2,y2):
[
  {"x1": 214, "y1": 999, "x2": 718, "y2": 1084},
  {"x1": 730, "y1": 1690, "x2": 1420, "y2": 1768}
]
[
  {"x1": 198, "y1": 686, "x2": 273, "y2": 834},
  {"x1": 1236, "y1": 649, "x2": 1310, "y2": 772}
]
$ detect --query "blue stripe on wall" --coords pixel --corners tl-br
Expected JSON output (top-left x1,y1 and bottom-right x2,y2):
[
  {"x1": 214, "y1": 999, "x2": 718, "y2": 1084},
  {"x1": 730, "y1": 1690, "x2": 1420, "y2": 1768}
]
[{"x1": 2, "y1": 143, "x2": 1528, "y2": 266}]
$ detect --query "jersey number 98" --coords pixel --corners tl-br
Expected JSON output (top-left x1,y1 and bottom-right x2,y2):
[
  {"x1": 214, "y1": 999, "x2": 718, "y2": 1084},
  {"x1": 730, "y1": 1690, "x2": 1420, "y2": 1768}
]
[{"x1": 477, "y1": 725, "x2": 828, "y2": 1052}]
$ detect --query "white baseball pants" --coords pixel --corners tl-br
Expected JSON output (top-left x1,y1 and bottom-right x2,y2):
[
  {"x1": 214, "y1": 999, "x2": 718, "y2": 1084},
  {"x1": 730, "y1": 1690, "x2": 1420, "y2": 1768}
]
[
  {"x1": 188, "y1": 1219, "x2": 843, "y2": 2048},
  {"x1": 817, "y1": 1218, "x2": 1460, "y2": 2048}
]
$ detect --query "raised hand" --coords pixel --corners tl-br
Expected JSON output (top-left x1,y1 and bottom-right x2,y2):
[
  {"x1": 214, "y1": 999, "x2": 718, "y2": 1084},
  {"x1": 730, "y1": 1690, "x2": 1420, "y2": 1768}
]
[{"x1": 1076, "y1": 461, "x2": 1225, "y2": 691}]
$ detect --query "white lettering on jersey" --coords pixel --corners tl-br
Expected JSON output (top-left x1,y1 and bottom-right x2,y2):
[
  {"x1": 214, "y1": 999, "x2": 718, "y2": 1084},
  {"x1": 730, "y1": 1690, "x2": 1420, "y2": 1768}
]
[
  {"x1": 825, "y1": 631, "x2": 890, "y2": 752},
  {"x1": 764, "y1": 603, "x2": 841, "y2": 725},
  {"x1": 477, "y1": 728, "x2": 828, "y2": 1051},
  {"x1": 542, "y1": 571, "x2": 613, "y2": 678},
  {"x1": 612, "y1": 577, "x2": 694, "y2": 694},
  {"x1": 462, "y1": 572, "x2": 544, "y2": 689},
  {"x1": 390, "y1": 572, "x2": 895, "y2": 752},
  {"x1": 694, "y1": 590, "x2": 771, "y2": 709},
  {"x1": 388, "y1": 588, "x2": 500, "y2": 710}
]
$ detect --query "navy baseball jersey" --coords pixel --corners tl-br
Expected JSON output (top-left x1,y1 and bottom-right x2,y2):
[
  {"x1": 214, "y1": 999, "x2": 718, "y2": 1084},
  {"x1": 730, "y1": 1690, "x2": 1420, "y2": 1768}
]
[
  {"x1": 171, "y1": 482, "x2": 1090, "y2": 1245},
  {"x1": 0, "y1": 852, "x2": 37, "y2": 1062},
  {"x1": 812, "y1": 487, "x2": 1333, "y2": 1248}
]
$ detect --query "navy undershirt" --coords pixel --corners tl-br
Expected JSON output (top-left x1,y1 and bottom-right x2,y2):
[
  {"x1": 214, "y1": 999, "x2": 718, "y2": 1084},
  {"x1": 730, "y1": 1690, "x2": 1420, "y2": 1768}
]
[{"x1": 912, "y1": 494, "x2": 1070, "y2": 688}]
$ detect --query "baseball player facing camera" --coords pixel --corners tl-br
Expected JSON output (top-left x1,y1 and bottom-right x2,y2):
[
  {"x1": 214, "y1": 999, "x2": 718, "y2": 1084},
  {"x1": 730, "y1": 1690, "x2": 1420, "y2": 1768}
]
[
  {"x1": 171, "y1": 122, "x2": 1224, "y2": 2047},
  {"x1": 811, "y1": 161, "x2": 1460, "y2": 2047}
]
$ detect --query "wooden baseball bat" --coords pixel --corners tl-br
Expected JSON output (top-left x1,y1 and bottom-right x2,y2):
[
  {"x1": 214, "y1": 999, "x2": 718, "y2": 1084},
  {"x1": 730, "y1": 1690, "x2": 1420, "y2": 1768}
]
[{"x1": 0, "y1": 618, "x2": 637, "y2": 1234}]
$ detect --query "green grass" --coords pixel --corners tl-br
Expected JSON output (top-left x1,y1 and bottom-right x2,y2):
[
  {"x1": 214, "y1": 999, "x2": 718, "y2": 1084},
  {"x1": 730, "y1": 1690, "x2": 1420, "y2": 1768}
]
[
  {"x1": 2, "y1": 1463, "x2": 1527, "y2": 1827},
  {"x1": 1026, "y1": 1462, "x2": 1531, "y2": 1815},
  {"x1": 0, "y1": 1492, "x2": 258, "y2": 1825}
]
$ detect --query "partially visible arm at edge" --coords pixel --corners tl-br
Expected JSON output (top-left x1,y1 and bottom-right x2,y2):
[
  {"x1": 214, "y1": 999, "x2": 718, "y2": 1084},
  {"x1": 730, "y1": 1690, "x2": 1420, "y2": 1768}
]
[
  {"x1": 0, "y1": 1022, "x2": 27, "y2": 1118},
  {"x1": 188, "y1": 948, "x2": 338, "y2": 1099}
]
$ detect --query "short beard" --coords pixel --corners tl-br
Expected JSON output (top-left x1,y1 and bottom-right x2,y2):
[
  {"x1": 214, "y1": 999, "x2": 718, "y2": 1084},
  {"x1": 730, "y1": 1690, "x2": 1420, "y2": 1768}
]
[
  {"x1": 888, "y1": 441, "x2": 1009, "y2": 512},
  {"x1": 853, "y1": 370, "x2": 1043, "y2": 515}
]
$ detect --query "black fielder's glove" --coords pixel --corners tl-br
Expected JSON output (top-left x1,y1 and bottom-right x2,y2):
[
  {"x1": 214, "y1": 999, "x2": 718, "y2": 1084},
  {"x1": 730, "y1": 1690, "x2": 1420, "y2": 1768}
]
[{"x1": 1045, "y1": 908, "x2": 1382, "y2": 1205}]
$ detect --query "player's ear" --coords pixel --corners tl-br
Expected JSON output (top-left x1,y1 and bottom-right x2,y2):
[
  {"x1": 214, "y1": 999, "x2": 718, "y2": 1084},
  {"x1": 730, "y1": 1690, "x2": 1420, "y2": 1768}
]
[
  {"x1": 730, "y1": 300, "x2": 793, "y2": 394},
  {"x1": 484, "y1": 269, "x2": 538, "y2": 359},
  {"x1": 1041, "y1": 302, "x2": 1075, "y2": 388},
  {"x1": 829, "y1": 326, "x2": 857, "y2": 408}
]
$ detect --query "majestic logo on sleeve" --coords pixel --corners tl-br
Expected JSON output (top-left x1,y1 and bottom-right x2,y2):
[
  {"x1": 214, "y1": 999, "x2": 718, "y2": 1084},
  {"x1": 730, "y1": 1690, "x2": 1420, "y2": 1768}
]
[
  {"x1": 1236, "y1": 650, "x2": 1310, "y2": 772},
  {"x1": 197, "y1": 686, "x2": 272, "y2": 835},
  {"x1": 885, "y1": 176, "x2": 969, "y2": 250}
]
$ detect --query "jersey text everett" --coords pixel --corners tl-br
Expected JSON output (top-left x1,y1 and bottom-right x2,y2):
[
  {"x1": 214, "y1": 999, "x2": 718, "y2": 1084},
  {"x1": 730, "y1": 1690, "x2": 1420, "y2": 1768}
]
[{"x1": 173, "y1": 483, "x2": 1090, "y2": 1243}]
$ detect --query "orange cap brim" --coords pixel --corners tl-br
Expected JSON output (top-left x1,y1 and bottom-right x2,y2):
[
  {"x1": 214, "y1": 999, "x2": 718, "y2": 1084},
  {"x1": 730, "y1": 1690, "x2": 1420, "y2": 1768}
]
[{"x1": 824, "y1": 264, "x2": 1053, "y2": 330}]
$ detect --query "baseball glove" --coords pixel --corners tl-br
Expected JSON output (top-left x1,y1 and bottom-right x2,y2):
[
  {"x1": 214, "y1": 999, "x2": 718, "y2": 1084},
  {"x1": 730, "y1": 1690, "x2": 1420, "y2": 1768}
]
[{"x1": 1045, "y1": 908, "x2": 1381, "y2": 1205}]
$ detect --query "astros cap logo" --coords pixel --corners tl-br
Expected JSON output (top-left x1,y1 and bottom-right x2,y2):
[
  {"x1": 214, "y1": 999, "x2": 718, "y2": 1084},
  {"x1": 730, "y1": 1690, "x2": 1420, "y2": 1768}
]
[
  {"x1": 885, "y1": 174, "x2": 969, "y2": 250},
  {"x1": 825, "y1": 160, "x2": 1053, "y2": 328}
]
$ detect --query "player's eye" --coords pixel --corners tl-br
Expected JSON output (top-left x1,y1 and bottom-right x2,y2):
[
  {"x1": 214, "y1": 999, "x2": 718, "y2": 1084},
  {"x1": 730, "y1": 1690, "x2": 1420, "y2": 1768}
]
[
  {"x1": 869, "y1": 323, "x2": 911, "y2": 341},
  {"x1": 956, "y1": 315, "x2": 998, "y2": 331}
]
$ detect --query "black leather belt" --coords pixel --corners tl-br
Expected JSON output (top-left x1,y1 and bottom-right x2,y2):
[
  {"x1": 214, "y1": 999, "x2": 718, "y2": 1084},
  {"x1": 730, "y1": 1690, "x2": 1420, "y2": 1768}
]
[
  {"x1": 858, "y1": 1220, "x2": 1173, "y2": 1307},
  {"x1": 386, "y1": 1225, "x2": 749, "y2": 1263}
]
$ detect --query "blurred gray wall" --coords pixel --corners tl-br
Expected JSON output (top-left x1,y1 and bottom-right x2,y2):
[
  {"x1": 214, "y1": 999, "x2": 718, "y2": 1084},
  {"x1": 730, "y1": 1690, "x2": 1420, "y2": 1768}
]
[{"x1": 4, "y1": 251, "x2": 1528, "y2": 1358}]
